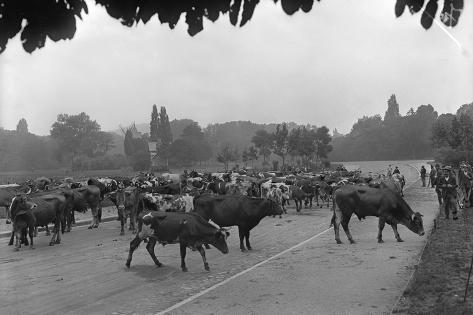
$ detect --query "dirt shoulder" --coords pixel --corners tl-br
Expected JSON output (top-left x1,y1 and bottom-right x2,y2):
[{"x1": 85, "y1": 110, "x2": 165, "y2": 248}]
[{"x1": 393, "y1": 205, "x2": 473, "y2": 314}]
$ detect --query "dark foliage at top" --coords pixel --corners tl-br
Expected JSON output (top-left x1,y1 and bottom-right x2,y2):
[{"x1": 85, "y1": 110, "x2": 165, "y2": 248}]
[{"x1": 0, "y1": 0, "x2": 464, "y2": 54}]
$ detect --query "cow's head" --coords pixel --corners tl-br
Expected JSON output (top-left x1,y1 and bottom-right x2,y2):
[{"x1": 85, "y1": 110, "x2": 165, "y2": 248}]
[
  {"x1": 9, "y1": 194, "x2": 36, "y2": 218},
  {"x1": 407, "y1": 212, "x2": 425, "y2": 236},
  {"x1": 211, "y1": 228, "x2": 230, "y2": 254},
  {"x1": 116, "y1": 189, "x2": 126, "y2": 211}
]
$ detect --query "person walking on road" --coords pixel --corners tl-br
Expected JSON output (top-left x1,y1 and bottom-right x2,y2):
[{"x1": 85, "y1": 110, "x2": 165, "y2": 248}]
[
  {"x1": 437, "y1": 165, "x2": 458, "y2": 220},
  {"x1": 420, "y1": 166, "x2": 427, "y2": 187},
  {"x1": 387, "y1": 165, "x2": 393, "y2": 178},
  {"x1": 428, "y1": 164, "x2": 436, "y2": 188},
  {"x1": 434, "y1": 164, "x2": 443, "y2": 205}
]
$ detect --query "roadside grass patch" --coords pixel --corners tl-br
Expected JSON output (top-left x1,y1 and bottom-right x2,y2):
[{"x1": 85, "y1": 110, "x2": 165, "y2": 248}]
[{"x1": 394, "y1": 207, "x2": 473, "y2": 314}]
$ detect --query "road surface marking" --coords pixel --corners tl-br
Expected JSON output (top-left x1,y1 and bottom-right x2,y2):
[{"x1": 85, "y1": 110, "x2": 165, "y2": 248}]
[{"x1": 155, "y1": 225, "x2": 333, "y2": 315}]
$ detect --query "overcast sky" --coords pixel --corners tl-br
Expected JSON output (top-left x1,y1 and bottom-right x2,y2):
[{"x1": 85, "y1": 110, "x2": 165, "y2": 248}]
[{"x1": 1, "y1": 0, "x2": 472, "y2": 136}]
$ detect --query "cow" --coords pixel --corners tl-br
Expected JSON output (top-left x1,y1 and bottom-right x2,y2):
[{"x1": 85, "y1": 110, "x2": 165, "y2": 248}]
[
  {"x1": 62, "y1": 186, "x2": 102, "y2": 231},
  {"x1": 125, "y1": 211, "x2": 229, "y2": 272},
  {"x1": 140, "y1": 193, "x2": 194, "y2": 213},
  {"x1": 8, "y1": 193, "x2": 67, "y2": 248},
  {"x1": 193, "y1": 194, "x2": 283, "y2": 251},
  {"x1": 266, "y1": 186, "x2": 286, "y2": 216},
  {"x1": 331, "y1": 185, "x2": 425, "y2": 244},
  {"x1": 290, "y1": 185, "x2": 306, "y2": 212},
  {"x1": 8, "y1": 195, "x2": 37, "y2": 250},
  {"x1": 206, "y1": 180, "x2": 227, "y2": 195},
  {"x1": 109, "y1": 187, "x2": 140, "y2": 235}
]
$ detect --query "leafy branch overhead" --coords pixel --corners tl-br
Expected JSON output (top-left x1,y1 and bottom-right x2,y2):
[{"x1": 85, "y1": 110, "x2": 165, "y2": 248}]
[{"x1": 0, "y1": 0, "x2": 464, "y2": 54}]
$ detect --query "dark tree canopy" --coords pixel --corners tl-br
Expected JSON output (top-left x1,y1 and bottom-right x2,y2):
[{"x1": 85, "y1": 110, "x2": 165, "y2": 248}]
[{"x1": 0, "y1": 0, "x2": 464, "y2": 54}]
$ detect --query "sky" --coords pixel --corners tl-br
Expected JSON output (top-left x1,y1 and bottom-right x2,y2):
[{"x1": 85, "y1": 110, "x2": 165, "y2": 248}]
[{"x1": 0, "y1": 0, "x2": 472, "y2": 136}]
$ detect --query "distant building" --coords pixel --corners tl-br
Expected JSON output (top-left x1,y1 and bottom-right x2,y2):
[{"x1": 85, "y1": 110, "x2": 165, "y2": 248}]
[{"x1": 148, "y1": 141, "x2": 160, "y2": 167}]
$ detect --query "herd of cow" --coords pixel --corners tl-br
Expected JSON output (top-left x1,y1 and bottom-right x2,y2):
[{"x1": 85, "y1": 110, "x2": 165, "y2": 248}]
[{"x1": 1, "y1": 168, "x2": 425, "y2": 272}]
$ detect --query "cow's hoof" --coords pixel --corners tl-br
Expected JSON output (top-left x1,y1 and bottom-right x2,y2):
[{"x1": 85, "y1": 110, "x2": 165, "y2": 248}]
[
  {"x1": 8, "y1": 242, "x2": 13, "y2": 246},
  {"x1": 14, "y1": 247, "x2": 19, "y2": 251},
  {"x1": 349, "y1": 240, "x2": 356, "y2": 244},
  {"x1": 120, "y1": 231, "x2": 125, "y2": 236},
  {"x1": 204, "y1": 264, "x2": 210, "y2": 271},
  {"x1": 55, "y1": 240, "x2": 61, "y2": 244},
  {"x1": 182, "y1": 267, "x2": 188, "y2": 272},
  {"x1": 30, "y1": 246, "x2": 35, "y2": 250},
  {"x1": 240, "y1": 248, "x2": 247, "y2": 252},
  {"x1": 156, "y1": 262, "x2": 163, "y2": 268},
  {"x1": 49, "y1": 242, "x2": 54, "y2": 246},
  {"x1": 125, "y1": 263, "x2": 131, "y2": 269},
  {"x1": 88, "y1": 226, "x2": 93, "y2": 229},
  {"x1": 336, "y1": 239, "x2": 342, "y2": 244},
  {"x1": 397, "y1": 238, "x2": 404, "y2": 242},
  {"x1": 378, "y1": 239, "x2": 384, "y2": 244},
  {"x1": 6, "y1": 220, "x2": 11, "y2": 224}
]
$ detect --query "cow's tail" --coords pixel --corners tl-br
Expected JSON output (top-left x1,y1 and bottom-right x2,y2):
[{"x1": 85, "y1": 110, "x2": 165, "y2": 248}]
[{"x1": 330, "y1": 194, "x2": 338, "y2": 228}]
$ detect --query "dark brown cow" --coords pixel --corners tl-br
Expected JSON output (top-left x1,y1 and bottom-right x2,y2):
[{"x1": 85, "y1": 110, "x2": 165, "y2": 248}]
[
  {"x1": 125, "y1": 211, "x2": 229, "y2": 272},
  {"x1": 193, "y1": 195, "x2": 283, "y2": 251},
  {"x1": 62, "y1": 186, "x2": 102, "y2": 231},
  {"x1": 331, "y1": 185, "x2": 425, "y2": 244},
  {"x1": 9, "y1": 195, "x2": 37, "y2": 250},
  {"x1": 9, "y1": 193, "x2": 67, "y2": 248},
  {"x1": 109, "y1": 187, "x2": 140, "y2": 235},
  {"x1": 290, "y1": 185, "x2": 306, "y2": 212}
]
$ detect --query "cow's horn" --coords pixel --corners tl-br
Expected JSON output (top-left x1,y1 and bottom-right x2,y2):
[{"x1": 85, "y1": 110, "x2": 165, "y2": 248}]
[{"x1": 26, "y1": 187, "x2": 31, "y2": 195}]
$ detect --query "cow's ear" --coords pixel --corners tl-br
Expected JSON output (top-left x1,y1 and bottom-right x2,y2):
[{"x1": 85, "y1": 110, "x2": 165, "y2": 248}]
[
  {"x1": 181, "y1": 219, "x2": 187, "y2": 225},
  {"x1": 225, "y1": 231, "x2": 230, "y2": 237}
]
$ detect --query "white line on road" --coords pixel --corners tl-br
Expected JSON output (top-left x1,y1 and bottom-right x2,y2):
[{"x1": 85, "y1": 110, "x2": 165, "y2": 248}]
[{"x1": 155, "y1": 225, "x2": 334, "y2": 315}]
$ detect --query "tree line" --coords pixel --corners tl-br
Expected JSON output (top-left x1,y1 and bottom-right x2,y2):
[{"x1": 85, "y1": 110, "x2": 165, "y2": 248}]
[{"x1": 329, "y1": 95, "x2": 439, "y2": 161}]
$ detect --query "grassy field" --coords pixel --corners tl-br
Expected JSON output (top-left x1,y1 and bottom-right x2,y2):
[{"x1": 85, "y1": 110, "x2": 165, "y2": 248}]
[{"x1": 393, "y1": 206, "x2": 473, "y2": 314}]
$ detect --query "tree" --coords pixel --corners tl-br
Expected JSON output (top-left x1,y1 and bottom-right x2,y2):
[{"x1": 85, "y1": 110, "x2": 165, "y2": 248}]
[
  {"x1": 16, "y1": 118, "x2": 28, "y2": 135},
  {"x1": 251, "y1": 129, "x2": 273, "y2": 164},
  {"x1": 384, "y1": 94, "x2": 400, "y2": 123},
  {"x1": 1, "y1": 1, "x2": 462, "y2": 54},
  {"x1": 168, "y1": 122, "x2": 212, "y2": 166},
  {"x1": 217, "y1": 145, "x2": 238, "y2": 171},
  {"x1": 50, "y1": 112, "x2": 102, "y2": 163},
  {"x1": 272, "y1": 123, "x2": 289, "y2": 168},
  {"x1": 247, "y1": 146, "x2": 258, "y2": 167},
  {"x1": 150, "y1": 105, "x2": 159, "y2": 141},
  {"x1": 314, "y1": 126, "x2": 333, "y2": 167},
  {"x1": 158, "y1": 106, "x2": 173, "y2": 166},
  {"x1": 242, "y1": 149, "x2": 249, "y2": 167}
]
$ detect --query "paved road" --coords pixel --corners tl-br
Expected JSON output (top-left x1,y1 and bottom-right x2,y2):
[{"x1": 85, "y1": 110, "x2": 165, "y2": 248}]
[{"x1": 1, "y1": 167, "x2": 438, "y2": 315}]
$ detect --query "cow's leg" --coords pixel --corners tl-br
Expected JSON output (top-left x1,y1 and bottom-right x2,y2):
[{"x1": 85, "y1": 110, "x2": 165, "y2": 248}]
[
  {"x1": 145, "y1": 238, "x2": 162, "y2": 267},
  {"x1": 98, "y1": 204, "x2": 102, "y2": 223},
  {"x1": 28, "y1": 226, "x2": 35, "y2": 249},
  {"x1": 238, "y1": 226, "x2": 247, "y2": 251},
  {"x1": 34, "y1": 226, "x2": 38, "y2": 237},
  {"x1": 89, "y1": 206, "x2": 99, "y2": 229},
  {"x1": 391, "y1": 224, "x2": 403, "y2": 242},
  {"x1": 341, "y1": 215, "x2": 355, "y2": 244},
  {"x1": 14, "y1": 230, "x2": 21, "y2": 251},
  {"x1": 8, "y1": 227, "x2": 14, "y2": 246},
  {"x1": 119, "y1": 208, "x2": 125, "y2": 235},
  {"x1": 245, "y1": 230, "x2": 252, "y2": 250},
  {"x1": 66, "y1": 211, "x2": 72, "y2": 232},
  {"x1": 125, "y1": 236, "x2": 143, "y2": 268},
  {"x1": 196, "y1": 245, "x2": 210, "y2": 271},
  {"x1": 180, "y1": 243, "x2": 188, "y2": 272},
  {"x1": 332, "y1": 207, "x2": 343, "y2": 244},
  {"x1": 377, "y1": 218, "x2": 386, "y2": 243},
  {"x1": 45, "y1": 224, "x2": 50, "y2": 236},
  {"x1": 49, "y1": 222, "x2": 60, "y2": 246}
]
